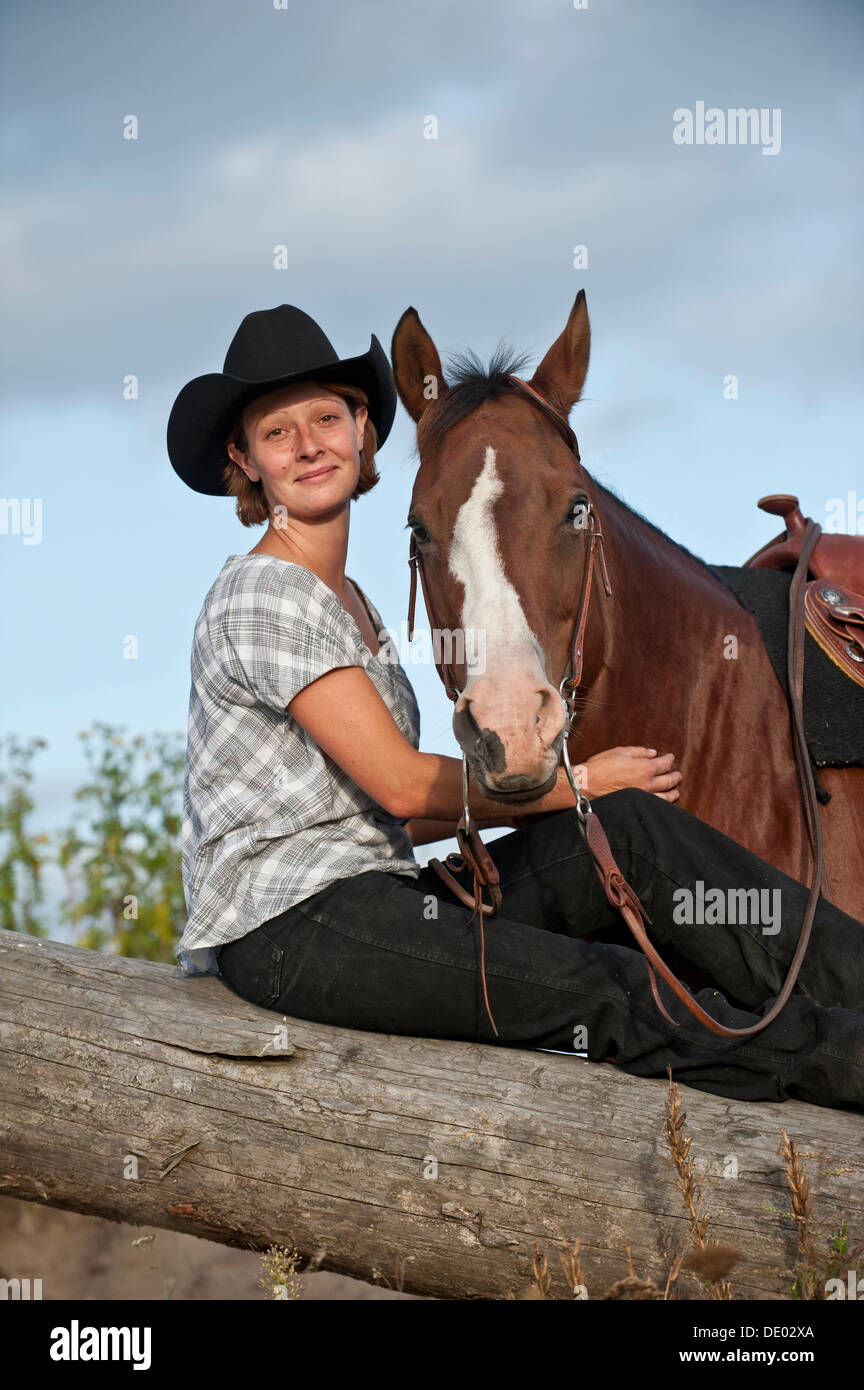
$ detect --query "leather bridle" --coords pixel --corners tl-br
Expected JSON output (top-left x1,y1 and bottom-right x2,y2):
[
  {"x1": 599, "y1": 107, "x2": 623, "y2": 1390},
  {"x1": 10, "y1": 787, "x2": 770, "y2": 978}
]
[{"x1": 406, "y1": 374, "x2": 824, "y2": 1042}]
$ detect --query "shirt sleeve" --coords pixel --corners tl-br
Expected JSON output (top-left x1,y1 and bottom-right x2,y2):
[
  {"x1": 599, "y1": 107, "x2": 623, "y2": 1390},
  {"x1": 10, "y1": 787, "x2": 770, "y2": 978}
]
[{"x1": 215, "y1": 561, "x2": 365, "y2": 714}]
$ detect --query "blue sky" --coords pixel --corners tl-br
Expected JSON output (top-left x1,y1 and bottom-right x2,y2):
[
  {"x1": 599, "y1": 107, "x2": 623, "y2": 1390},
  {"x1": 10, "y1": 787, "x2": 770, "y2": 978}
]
[{"x1": 1, "y1": 0, "x2": 862, "y2": 875}]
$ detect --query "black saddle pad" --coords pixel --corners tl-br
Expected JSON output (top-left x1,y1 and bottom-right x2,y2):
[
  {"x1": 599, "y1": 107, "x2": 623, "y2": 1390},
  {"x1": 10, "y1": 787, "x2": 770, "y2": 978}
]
[{"x1": 709, "y1": 564, "x2": 864, "y2": 770}]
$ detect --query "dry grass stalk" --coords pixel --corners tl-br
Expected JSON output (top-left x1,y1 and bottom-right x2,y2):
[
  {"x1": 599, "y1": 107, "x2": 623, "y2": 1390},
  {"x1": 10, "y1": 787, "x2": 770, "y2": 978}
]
[
  {"x1": 664, "y1": 1254, "x2": 684, "y2": 1300},
  {"x1": 557, "y1": 1237, "x2": 585, "y2": 1295},
  {"x1": 664, "y1": 1069, "x2": 732, "y2": 1300},
  {"x1": 656, "y1": 1215, "x2": 684, "y2": 1299},
  {"x1": 531, "y1": 1240, "x2": 553, "y2": 1299},
  {"x1": 781, "y1": 1129, "x2": 819, "y2": 1300}
]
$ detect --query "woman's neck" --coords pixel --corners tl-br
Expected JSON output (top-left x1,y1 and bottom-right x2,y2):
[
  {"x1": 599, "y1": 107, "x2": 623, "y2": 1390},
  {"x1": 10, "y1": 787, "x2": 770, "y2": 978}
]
[{"x1": 250, "y1": 516, "x2": 351, "y2": 594}]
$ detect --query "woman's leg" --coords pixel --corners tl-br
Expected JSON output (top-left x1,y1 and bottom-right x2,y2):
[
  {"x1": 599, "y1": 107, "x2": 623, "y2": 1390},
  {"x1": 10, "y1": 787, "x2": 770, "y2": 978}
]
[
  {"x1": 470, "y1": 789, "x2": 864, "y2": 1013},
  {"x1": 218, "y1": 847, "x2": 864, "y2": 1111}
]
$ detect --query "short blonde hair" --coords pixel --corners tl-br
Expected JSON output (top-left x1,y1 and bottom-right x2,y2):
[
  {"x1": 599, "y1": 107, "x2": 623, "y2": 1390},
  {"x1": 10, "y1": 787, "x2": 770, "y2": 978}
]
[{"x1": 222, "y1": 382, "x2": 380, "y2": 527}]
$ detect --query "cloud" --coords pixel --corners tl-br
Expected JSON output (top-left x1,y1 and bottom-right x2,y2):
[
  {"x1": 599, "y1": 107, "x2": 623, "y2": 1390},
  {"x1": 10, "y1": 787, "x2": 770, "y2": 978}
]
[{"x1": 0, "y1": 0, "x2": 860, "y2": 412}]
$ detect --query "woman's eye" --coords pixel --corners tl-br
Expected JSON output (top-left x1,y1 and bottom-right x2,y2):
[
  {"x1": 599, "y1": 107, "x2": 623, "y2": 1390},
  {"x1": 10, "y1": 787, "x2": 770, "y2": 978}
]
[{"x1": 319, "y1": 414, "x2": 337, "y2": 423}]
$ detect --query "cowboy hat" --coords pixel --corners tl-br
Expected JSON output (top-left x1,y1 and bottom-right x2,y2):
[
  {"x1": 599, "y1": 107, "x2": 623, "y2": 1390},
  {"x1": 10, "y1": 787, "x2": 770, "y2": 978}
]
[{"x1": 167, "y1": 304, "x2": 397, "y2": 496}]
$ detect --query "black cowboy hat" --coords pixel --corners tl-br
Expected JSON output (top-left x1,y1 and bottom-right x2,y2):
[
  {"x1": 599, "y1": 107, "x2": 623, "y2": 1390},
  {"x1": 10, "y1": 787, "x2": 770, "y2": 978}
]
[{"x1": 167, "y1": 304, "x2": 397, "y2": 496}]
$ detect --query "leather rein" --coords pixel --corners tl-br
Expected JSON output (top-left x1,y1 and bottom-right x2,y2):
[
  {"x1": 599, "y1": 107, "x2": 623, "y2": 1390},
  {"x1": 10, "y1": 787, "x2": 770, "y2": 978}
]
[{"x1": 406, "y1": 374, "x2": 826, "y2": 1041}]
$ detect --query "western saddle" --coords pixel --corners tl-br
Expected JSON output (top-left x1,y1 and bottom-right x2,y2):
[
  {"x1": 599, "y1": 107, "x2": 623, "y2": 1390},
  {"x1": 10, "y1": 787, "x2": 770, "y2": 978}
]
[{"x1": 745, "y1": 494, "x2": 864, "y2": 688}]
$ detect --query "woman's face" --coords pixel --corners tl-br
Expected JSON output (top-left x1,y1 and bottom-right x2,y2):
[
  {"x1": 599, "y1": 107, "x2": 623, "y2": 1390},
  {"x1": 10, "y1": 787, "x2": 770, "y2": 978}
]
[{"x1": 227, "y1": 380, "x2": 367, "y2": 519}]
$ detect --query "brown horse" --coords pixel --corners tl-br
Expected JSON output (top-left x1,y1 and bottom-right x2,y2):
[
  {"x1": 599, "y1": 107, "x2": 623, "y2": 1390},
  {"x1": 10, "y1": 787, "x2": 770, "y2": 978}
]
[{"x1": 391, "y1": 292, "x2": 864, "y2": 918}]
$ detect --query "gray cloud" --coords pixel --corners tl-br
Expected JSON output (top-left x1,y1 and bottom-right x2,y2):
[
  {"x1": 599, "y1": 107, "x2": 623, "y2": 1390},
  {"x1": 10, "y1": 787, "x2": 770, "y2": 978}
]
[{"x1": 1, "y1": 0, "x2": 860, "y2": 408}]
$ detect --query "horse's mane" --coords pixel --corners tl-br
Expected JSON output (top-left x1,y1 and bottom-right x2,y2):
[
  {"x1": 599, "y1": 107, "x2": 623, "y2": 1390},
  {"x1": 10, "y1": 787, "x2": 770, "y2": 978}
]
[
  {"x1": 419, "y1": 343, "x2": 534, "y2": 448},
  {"x1": 590, "y1": 479, "x2": 716, "y2": 578},
  {"x1": 420, "y1": 344, "x2": 717, "y2": 580}
]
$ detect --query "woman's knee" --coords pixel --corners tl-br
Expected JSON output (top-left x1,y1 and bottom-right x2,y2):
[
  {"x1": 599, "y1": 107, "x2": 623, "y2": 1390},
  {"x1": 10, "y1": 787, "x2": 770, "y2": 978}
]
[{"x1": 589, "y1": 787, "x2": 677, "y2": 855}]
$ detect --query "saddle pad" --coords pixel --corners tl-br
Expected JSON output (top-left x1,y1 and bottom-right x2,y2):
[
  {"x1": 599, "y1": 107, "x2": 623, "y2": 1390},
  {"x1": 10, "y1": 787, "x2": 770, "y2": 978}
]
[{"x1": 709, "y1": 564, "x2": 864, "y2": 770}]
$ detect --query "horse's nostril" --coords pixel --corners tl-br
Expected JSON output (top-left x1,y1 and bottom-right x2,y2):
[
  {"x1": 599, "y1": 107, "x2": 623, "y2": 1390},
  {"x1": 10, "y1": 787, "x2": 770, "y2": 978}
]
[
  {"x1": 460, "y1": 700, "x2": 479, "y2": 739},
  {"x1": 453, "y1": 701, "x2": 508, "y2": 774}
]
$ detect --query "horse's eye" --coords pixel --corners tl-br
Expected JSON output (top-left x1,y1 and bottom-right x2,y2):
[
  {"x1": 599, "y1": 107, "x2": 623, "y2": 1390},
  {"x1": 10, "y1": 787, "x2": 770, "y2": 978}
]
[
  {"x1": 568, "y1": 501, "x2": 590, "y2": 530},
  {"x1": 410, "y1": 522, "x2": 431, "y2": 544}
]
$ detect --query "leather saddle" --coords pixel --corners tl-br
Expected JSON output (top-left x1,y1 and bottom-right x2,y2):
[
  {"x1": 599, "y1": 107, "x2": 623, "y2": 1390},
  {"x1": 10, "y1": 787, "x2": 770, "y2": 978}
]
[{"x1": 745, "y1": 495, "x2": 864, "y2": 689}]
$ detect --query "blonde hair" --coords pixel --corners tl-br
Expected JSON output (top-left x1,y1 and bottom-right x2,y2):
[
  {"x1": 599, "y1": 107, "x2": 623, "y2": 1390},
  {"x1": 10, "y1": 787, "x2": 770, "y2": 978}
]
[{"x1": 222, "y1": 382, "x2": 380, "y2": 527}]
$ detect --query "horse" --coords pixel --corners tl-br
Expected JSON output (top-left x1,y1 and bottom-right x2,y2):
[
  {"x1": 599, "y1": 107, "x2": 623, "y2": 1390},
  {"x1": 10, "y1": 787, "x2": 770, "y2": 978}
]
[{"x1": 390, "y1": 292, "x2": 864, "y2": 919}]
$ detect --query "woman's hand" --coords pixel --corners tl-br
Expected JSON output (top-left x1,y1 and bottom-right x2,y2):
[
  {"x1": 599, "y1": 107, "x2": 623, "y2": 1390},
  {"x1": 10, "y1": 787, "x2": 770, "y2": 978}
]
[
  {"x1": 507, "y1": 747, "x2": 681, "y2": 827},
  {"x1": 583, "y1": 746, "x2": 681, "y2": 801}
]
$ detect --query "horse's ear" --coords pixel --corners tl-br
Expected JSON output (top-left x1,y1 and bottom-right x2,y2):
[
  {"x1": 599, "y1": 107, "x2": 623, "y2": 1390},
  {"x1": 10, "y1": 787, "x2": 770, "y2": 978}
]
[
  {"x1": 391, "y1": 307, "x2": 447, "y2": 423},
  {"x1": 529, "y1": 290, "x2": 590, "y2": 414}
]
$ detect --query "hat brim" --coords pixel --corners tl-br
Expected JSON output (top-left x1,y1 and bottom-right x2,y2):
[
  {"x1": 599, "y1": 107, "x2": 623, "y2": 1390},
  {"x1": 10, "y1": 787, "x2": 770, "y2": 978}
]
[{"x1": 167, "y1": 334, "x2": 397, "y2": 496}]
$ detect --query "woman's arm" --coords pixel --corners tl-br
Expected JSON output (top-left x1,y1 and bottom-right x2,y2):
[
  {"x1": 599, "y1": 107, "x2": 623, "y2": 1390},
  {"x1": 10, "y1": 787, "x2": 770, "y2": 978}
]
[
  {"x1": 405, "y1": 818, "x2": 457, "y2": 846},
  {"x1": 508, "y1": 747, "x2": 681, "y2": 828},
  {"x1": 406, "y1": 813, "x2": 519, "y2": 846},
  {"x1": 286, "y1": 666, "x2": 580, "y2": 822},
  {"x1": 286, "y1": 667, "x2": 680, "y2": 824}
]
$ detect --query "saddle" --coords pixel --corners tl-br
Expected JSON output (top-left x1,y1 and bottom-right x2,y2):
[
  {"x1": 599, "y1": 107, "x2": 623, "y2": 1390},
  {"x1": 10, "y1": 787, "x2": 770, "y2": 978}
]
[{"x1": 745, "y1": 495, "x2": 864, "y2": 689}]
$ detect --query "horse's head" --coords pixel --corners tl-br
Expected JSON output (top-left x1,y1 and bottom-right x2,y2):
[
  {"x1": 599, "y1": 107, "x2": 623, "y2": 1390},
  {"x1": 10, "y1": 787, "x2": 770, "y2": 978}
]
[{"x1": 392, "y1": 292, "x2": 603, "y2": 804}]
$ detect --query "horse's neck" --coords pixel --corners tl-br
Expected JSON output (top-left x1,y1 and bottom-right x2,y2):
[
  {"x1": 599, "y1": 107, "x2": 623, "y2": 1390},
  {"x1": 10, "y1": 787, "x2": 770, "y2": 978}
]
[
  {"x1": 578, "y1": 496, "x2": 806, "y2": 850},
  {"x1": 583, "y1": 496, "x2": 730, "y2": 709},
  {"x1": 574, "y1": 497, "x2": 808, "y2": 873}
]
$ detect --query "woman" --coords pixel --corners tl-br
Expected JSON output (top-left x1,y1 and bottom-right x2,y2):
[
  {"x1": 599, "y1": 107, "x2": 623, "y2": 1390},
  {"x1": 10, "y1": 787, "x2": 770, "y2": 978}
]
[{"x1": 167, "y1": 304, "x2": 864, "y2": 1111}]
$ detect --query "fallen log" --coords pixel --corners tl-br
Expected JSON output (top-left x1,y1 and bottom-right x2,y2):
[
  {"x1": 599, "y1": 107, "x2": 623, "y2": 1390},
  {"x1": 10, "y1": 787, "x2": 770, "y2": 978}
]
[{"x1": 0, "y1": 927, "x2": 861, "y2": 1300}]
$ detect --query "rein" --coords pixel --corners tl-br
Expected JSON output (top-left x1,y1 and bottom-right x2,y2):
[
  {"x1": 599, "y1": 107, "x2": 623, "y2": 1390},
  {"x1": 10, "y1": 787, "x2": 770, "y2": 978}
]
[{"x1": 407, "y1": 375, "x2": 826, "y2": 1041}]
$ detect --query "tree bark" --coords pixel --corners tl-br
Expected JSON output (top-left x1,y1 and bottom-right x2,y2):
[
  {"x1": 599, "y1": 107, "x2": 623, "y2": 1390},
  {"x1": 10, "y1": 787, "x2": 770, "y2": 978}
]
[{"x1": 0, "y1": 928, "x2": 861, "y2": 1300}]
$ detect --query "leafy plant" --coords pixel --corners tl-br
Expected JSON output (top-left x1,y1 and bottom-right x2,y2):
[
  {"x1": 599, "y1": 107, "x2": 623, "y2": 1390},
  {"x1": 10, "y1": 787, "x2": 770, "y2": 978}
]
[
  {"x1": 0, "y1": 734, "x2": 50, "y2": 937},
  {"x1": 55, "y1": 722, "x2": 187, "y2": 961}
]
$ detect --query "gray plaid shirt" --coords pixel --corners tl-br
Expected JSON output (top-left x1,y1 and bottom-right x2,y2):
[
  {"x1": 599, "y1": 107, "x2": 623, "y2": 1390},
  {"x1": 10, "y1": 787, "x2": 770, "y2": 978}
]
[{"x1": 176, "y1": 554, "x2": 421, "y2": 977}]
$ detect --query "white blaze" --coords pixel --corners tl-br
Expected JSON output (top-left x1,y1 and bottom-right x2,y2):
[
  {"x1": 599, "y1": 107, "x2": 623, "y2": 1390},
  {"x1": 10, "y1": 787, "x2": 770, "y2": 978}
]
[{"x1": 449, "y1": 445, "x2": 545, "y2": 681}]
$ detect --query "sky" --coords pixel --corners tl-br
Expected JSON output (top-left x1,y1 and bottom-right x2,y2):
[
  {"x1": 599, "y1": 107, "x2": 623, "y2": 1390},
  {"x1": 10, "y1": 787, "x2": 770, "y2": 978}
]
[{"x1": 1, "y1": 0, "x2": 862, "y2": 884}]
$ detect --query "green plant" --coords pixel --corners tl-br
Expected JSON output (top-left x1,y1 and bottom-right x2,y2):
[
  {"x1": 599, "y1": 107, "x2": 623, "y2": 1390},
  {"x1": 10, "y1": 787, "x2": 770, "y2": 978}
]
[
  {"x1": 0, "y1": 734, "x2": 50, "y2": 937},
  {"x1": 56, "y1": 721, "x2": 187, "y2": 961}
]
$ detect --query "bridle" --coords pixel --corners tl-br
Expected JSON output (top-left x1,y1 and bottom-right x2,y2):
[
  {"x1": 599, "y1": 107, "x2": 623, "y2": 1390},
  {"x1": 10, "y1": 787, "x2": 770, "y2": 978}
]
[{"x1": 406, "y1": 374, "x2": 824, "y2": 1043}]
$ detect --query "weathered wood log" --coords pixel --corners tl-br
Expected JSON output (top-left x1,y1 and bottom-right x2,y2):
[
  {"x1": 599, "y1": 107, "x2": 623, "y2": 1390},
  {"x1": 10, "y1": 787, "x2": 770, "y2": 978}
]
[{"x1": 0, "y1": 927, "x2": 861, "y2": 1300}]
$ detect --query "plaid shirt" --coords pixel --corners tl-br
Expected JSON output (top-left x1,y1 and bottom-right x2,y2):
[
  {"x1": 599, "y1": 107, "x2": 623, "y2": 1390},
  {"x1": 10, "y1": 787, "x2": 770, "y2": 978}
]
[{"x1": 176, "y1": 554, "x2": 421, "y2": 977}]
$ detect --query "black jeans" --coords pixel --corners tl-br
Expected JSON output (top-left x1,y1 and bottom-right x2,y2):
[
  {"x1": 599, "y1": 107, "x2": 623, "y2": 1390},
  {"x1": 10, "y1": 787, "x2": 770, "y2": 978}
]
[{"x1": 216, "y1": 789, "x2": 864, "y2": 1110}]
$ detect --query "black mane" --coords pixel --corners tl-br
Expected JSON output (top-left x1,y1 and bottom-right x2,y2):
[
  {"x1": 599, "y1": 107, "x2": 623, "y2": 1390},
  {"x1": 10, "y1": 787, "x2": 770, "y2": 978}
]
[
  {"x1": 420, "y1": 342, "x2": 533, "y2": 449},
  {"x1": 591, "y1": 479, "x2": 714, "y2": 577}
]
